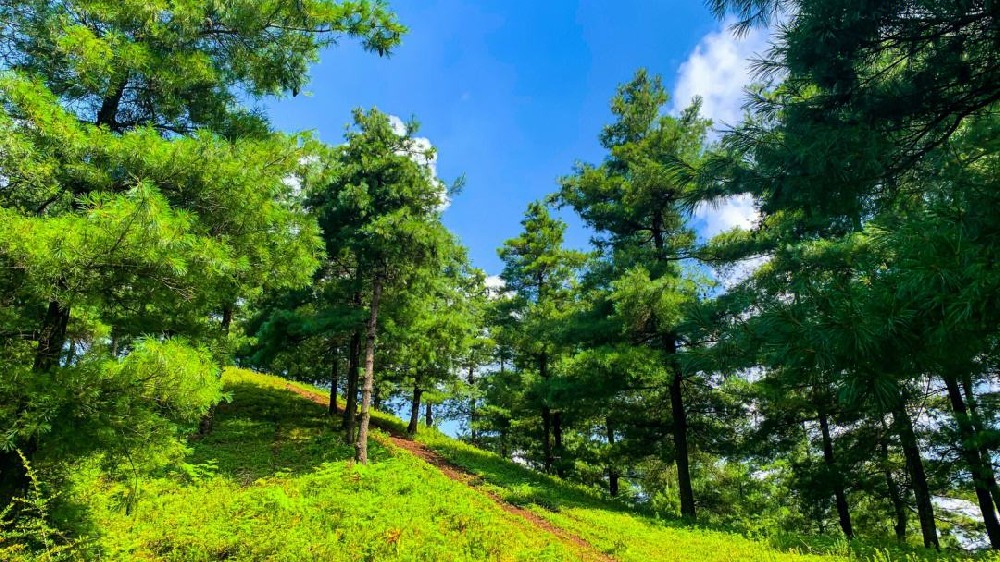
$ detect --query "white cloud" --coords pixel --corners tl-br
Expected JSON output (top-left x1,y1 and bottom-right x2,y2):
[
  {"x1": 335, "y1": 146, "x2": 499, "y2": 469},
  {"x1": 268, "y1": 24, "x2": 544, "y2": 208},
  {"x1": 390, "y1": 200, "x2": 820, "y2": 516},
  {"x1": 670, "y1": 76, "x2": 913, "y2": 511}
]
[
  {"x1": 484, "y1": 275, "x2": 514, "y2": 300},
  {"x1": 670, "y1": 18, "x2": 772, "y2": 131},
  {"x1": 387, "y1": 115, "x2": 438, "y2": 178},
  {"x1": 693, "y1": 193, "x2": 758, "y2": 238},
  {"x1": 672, "y1": 22, "x2": 776, "y2": 287},
  {"x1": 388, "y1": 114, "x2": 449, "y2": 210},
  {"x1": 694, "y1": 194, "x2": 766, "y2": 289}
]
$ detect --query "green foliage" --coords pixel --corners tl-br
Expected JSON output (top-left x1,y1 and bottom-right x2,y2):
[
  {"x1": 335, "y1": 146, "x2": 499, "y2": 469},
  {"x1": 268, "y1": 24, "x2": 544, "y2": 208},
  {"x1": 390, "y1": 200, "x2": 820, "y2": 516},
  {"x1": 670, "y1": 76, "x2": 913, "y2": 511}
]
[
  {"x1": 0, "y1": 452, "x2": 82, "y2": 561},
  {"x1": 1, "y1": 0, "x2": 405, "y2": 134}
]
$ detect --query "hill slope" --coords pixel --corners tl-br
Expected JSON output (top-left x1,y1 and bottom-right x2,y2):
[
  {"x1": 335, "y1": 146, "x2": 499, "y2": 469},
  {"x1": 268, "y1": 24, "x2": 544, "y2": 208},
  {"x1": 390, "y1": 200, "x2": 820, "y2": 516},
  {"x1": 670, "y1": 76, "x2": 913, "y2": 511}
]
[{"x1": 64, "y1": 369, "x2": 973, "y2": 561}]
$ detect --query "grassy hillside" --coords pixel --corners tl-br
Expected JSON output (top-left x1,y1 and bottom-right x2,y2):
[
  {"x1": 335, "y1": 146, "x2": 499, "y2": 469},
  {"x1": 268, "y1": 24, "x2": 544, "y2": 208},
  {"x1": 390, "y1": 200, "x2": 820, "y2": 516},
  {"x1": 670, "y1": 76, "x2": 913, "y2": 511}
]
[{"x1": 61, "y1": 369, "x2": 993, "y2": 561}]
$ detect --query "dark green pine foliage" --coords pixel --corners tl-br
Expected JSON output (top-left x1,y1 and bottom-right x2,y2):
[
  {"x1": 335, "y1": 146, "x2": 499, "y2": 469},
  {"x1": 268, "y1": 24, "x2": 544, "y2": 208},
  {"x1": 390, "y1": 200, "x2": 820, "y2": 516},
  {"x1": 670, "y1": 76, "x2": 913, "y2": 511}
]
[
  {"x1": 0, "y1": 0, "x2": 403, "y2": 504},
  {"x1": 694, "y1": 0, "x2": 1000, "y2": 549},
  {"x1": 558, "y1": 69, "x2": 708, "y2": 518},
  {"x1": 306, "y1": 108, "x2": 453, "y2": 464},
  {"x1": 498, "y1": 202, "x2": 585, "y2": 475}
]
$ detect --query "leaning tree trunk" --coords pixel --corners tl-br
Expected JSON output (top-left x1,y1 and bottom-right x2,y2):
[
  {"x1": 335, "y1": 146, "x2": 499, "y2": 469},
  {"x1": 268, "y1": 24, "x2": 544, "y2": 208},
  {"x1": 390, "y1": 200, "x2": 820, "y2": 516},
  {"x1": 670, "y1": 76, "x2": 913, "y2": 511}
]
[
  {"x1": 354, "y1": 279, "x2": 383, "y2": 464},
  {"x1": 960, "y1": 372, "x2": 1000, "y2": 513},
  {"x1": 343, "y1": 329, "x2": 361, "y2": 443},
  {"x1": 944, "y1": 373, "x2": 1000, "y2": 548},
  {"x1": 408, "y1": 384, "x2": 423, "y2": 434},
  {"x1": 818, "y1": 408, "x2": 854, "y2": 539},
  {"x1": 892, "y1": 399, "x2": 939, "y2": 549}
]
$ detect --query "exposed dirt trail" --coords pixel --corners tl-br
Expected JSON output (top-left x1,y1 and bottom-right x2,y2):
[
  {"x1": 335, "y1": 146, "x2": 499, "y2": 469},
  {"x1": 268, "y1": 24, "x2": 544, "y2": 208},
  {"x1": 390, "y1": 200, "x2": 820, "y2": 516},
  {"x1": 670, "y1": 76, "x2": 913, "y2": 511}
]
[{"x1": 282, "y1": 383, "x2": 615, "y2": 562}]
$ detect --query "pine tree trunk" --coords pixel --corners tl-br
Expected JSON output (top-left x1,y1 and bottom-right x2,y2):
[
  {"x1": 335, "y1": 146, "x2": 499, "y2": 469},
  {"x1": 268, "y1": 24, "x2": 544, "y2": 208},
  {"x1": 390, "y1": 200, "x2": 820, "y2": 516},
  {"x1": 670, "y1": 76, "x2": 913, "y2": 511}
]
[
  {"x1": 6, "y1": 300, "x2": 69, "y2": 499},
  {"x1": 468, "y1": 365, "x2": 477, "y2": 442},
  {"x1": 818, "y1": 408, "x2": 854, "y2": 539},
  {"x1": 880, "y1": 423, "x2": 907, "y2": 542},
  {"x1": 34, "y1": 300, "x2": 70, "y2": 372},
  {"x1": 96, "y1": 79, "x2": 127, "y2": 131},
  {"x1": 540, "y1": 352, "x2": 553, "y2": 473},
  {"x1": 892, "y1": 399, "x2": 939, "y2": 549},
  {"x1": 220, "y1": 304, "x2": 233, "y2": 333},
  {"x1": 960, "y1": 373, "x2": 1000, "y2": 513},
  {"x1": 425, "y1": 402, "x2": 433, "y2": 428},
  {"x1": 553, "y1": 411, "x2": 565, "y2": 477},
  {"x1": 343, "y1": 330, "x2": 361, "y2": 443},
  {"x1": 666, "y1": 334, "x2": 695, "y2": 519},
  {"x1": 607, "y1": 417, "x2": 620, "y2": 497},
  {"x1": 354, "y1": 278, "x2": 382, "y2": 464},
  {"x1": 944, "y1": 374, "x2": 1000, "y2": 548},
  {"x1": 328, "y1": 343, "x2": 339, "y2": 415},
  {"x1": 408, "y1": 385, "x2": 423, "y2": 434}
]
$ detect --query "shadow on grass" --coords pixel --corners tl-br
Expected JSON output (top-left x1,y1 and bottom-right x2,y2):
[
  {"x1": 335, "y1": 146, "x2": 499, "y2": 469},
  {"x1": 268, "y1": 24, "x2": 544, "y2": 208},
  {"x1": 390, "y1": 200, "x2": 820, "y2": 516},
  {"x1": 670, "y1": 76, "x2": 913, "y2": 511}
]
[
  {"x1": 414, "y1": 435, "x2": 985, "y2": 562},
  {"x1": 413, "y1": 431, "x2": 641, "y2": 520},
  {"x1": 234, "y1": 375, "x2": 984, "y2": 561},
  {"x1": 188, "y1": 382, "x2": 391, "y2": 482}
]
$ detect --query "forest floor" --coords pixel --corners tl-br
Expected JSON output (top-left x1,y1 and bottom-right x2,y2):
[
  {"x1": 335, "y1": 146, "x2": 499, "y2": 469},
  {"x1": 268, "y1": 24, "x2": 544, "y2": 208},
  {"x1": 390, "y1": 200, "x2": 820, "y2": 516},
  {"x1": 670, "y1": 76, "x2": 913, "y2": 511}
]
[{"x1": 64, "y1": 367, "x2": 996, "y2": 561}]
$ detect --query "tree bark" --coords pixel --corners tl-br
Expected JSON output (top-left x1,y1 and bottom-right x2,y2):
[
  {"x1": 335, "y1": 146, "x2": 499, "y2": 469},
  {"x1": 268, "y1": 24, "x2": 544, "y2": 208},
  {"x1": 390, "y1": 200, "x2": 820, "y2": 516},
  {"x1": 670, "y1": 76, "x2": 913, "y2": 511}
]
[
  {"x1": 880, "y1": 421, "x2": 907, "y2": 542},
  {"x1": 960, "y1": 373, "x2": 1000, "y2": 513},
  {"x1": 220, "y1": 304, "x2": 233, "y2": 333},
  {"x1": 468, "y1": 365, "x2": 477, "y2": 442},
  {"x1": 425, "y1": 402, "x2": 433, "y2": 428},
  {"x1": 539, "y1": 352, "x2": 553, "y2": 473},
  {"x1": 650, "y1": 218, "x2": 695, "y2": 520},
  {"x1": 328, "y1": 343, "x2": 339, "y2": 415},
  {"x1": 34, "y1": 300, "x2": 70, "y2": 372},
  {"x1": 944, "y1": 374, "x2": 1000, "y2": 548},
  {"x1": 607, "y1": 417, "x2": 620, "y2": 497},
  {"x1": 666, "y1": 334, "x2": 695, "y2": 519},
  {"x1": 818, "y1": 408, "x2": 854, "y2": 539},
  {"x1": 553, "y1": 411, "x2": 565, "y2": 477},
  {"x1": 892, "y1": 399, "x2": 939, "y2": 549},
  {"x1": 343, "y1": 329, "x2": 361, "y2": 443},
  {"x1": 354, "y1": 278, "x2": 382, "y2": 464},
  {"x1": 408, "y1": 385, "x2": 423, "y2": 434},
  {"x1": 6, "y1": 299, "x2": 69, "y2": 499},
  {"x1": 96, "y1": 79, "x2": 127, "y2": 131}
]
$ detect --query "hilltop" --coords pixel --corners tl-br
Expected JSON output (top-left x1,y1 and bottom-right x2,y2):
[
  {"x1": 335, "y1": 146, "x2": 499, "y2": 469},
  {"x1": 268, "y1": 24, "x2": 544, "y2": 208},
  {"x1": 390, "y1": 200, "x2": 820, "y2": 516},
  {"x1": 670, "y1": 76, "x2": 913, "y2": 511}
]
[{"x1": 48, "y1": 368, "x2": 981, "y2": 562}]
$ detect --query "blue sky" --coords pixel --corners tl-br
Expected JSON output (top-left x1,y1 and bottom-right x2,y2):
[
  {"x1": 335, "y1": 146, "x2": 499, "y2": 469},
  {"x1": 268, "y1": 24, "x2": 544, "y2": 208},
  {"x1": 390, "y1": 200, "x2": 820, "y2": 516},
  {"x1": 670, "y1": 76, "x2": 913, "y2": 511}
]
[{"x1": 265, "y1": 1, "x2": 769, "y2": 277}]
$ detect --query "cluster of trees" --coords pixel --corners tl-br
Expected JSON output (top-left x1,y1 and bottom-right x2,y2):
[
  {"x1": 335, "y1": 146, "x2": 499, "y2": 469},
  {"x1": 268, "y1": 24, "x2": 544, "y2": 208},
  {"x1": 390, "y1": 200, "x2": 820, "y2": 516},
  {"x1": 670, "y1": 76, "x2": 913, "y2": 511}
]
[
  {"x1": 0, "y1": 0, "x2": 468, "y2": 525},
  {"x1": 466, "y1": 0, "x2": 1000, "y2": 550},
  {"x1": 3, "y1": 0, "x2": 1000, "y2": 554},
  {"x1": 244, "y1": 107, "x2": 489, "y2": 463}
]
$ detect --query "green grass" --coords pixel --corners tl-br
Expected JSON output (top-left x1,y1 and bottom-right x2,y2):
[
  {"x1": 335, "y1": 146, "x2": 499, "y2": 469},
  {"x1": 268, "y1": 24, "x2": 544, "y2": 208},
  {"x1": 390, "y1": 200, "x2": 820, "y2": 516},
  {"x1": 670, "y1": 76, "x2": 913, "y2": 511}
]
[
  {"x1": 67, "y1": 369, "x2": 579, "y2": 561},
  {"x1": 411, "y1": 408, "x2": 1000, "y2": 562},
  {"x1": 62, "y1": 369, "x2": 1000, "y2": 561}
]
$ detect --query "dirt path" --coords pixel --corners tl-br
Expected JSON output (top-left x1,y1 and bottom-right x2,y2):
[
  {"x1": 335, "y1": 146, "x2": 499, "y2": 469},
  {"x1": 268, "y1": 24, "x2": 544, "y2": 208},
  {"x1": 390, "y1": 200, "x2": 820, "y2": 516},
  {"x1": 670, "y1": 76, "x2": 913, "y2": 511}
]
[{"x1": 282, "y1": 383, "x2": 615, "y2": 562}]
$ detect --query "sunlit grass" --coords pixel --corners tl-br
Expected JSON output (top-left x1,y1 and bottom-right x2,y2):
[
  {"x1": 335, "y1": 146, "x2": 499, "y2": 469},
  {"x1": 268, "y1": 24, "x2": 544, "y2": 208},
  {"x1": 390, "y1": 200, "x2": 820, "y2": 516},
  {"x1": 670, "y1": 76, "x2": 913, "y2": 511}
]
[
  {"x1": 66, "y1": 369, "x2": 1000, "y2": 561},
  {"x1": 68, "y1": 368, "x2": 580, "y2": 561}
]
